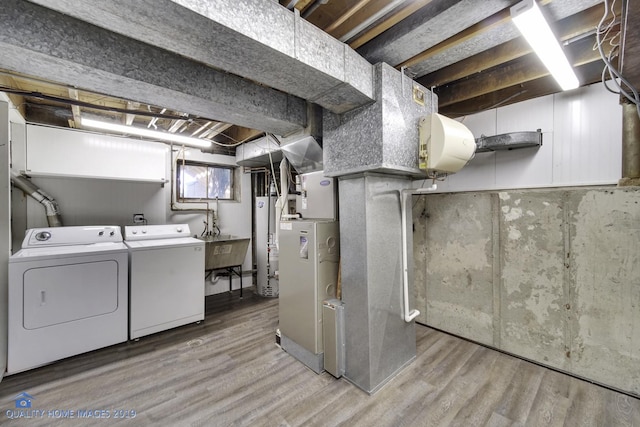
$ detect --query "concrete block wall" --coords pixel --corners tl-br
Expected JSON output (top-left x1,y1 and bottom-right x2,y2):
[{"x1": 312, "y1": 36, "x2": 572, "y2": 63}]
[{"x1": 413, "y1": 187, "x2": 640, "y2": 396}]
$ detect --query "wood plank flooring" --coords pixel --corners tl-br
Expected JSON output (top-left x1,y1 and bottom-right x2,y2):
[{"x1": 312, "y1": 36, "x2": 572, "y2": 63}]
[{"x1": 1, "y1": 290, "x2": 638, "y2": 426}]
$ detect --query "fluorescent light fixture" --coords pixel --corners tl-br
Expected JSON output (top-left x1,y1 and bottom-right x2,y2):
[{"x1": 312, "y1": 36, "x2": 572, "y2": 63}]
[
  {"x1": 511, "y1": 0, "x2": 579, "y2": 91},
  {"x1": 81, "y1": 117, "x2": 212, "y2": 148}
]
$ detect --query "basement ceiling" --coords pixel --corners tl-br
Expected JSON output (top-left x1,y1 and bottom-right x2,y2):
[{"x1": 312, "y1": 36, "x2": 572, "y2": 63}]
[{"x1": 0, "y1": 0, "x2": 630, "y2": 150}]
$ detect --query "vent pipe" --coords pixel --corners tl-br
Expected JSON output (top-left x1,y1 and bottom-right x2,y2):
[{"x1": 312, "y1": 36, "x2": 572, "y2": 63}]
[
  {"x1": 620, "y1": 102, "x2": 640, "y2": 186},
  {"x1": 10, "y1": 170, "x2": 62, "y2": 227}
]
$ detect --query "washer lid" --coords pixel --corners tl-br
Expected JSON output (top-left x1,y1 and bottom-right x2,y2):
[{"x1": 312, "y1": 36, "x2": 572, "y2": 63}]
[{"x1": 11, "y1": 242, "x2": 128, "y2": 261}]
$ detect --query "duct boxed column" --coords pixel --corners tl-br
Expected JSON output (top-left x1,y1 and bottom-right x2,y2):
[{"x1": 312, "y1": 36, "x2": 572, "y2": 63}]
[
  {"x1": 323, "y1": 63, "x2": 435, "y2": 178},
  {"x1": 338, "y1": 174, "x2": 416, "y2": 393},
  {"x1": 322, "y1": 63, "x2": 429, "y2": 393}
]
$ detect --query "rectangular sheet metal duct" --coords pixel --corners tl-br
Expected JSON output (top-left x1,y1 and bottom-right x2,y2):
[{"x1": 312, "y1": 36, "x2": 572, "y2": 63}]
[
  {"x1": 27, "y1": 0, "x2": 375, "y2": 115},
  {"x1": 1, "y1": 0, "x2": 306, "y2": 135},
  {"x1": 338, "y1": 174, "x2": 417, "y2": 393},
  {"x1": 324, "y1": 64, "x2": 434, "y2": 178}
]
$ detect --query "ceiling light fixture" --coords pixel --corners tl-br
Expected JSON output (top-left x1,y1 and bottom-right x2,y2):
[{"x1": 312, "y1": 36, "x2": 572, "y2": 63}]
[
  {"x1": 81, "y1": 118, "x2": 212, "y2": 148},
  {"x1": 510, "y1": 0, "x2": 579, "y2": 91}
]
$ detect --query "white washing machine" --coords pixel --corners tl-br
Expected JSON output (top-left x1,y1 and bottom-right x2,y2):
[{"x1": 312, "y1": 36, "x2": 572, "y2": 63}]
[
  {"x1": 8, "y1": 226, "x2": 128, "y2": 374},
  {"x1": 124, "y1": 224, "x2": 204, "y2": 340}
]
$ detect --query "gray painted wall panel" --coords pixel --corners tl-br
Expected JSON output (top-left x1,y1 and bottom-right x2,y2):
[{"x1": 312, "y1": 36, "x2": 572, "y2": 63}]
[
  {"x1": 568, "y1": 189, "x2": 640, "y2": 395},
  {"x1": 499, "y1": 191, "x2": 568, "y2": 370},
  {"x1": 416, "y1": 187, "x2": 640, "y2": 396},
  {"x1": 423, "y1": 193, "x2": 494, "y2": 345}
]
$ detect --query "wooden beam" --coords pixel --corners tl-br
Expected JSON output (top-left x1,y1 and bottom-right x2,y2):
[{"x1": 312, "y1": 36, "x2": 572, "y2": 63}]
[
  {"x1": 398, "y1": 8, "x2": 511, "y2": 69},
  {"x1": 125, "y1": 101, "x2": 140, "y2": 126},
  {"x1": 324, "y1": 0, "x2": 374, "y2": 34},
  {"x1": 200, "y1": 122, "x2": 232, "y2": 139},
  {"x1": 419, "y1": 4, "x2": 605, "y2": 88},
  {"x1": 437, "y1": 36, "x2": 608, "y2": 107},
  {"x1": 396, "y1": 0, "x2": 556, "y2": 69},
  {"x1": 68, "y1": 88, "x2": 81, "y2": 128},
  {"x1": 348, "y1": 0, "x2": 433, "y2": 49},
  {"x1": 440, "y1": 60, "x2": 606, "y2": 118},
  {"x1": 225, "y1": 126, "x2": 264, "y2": 144},
  {"x1": 295, "y1": 0, "x2": 318, "y2": 15},
  {"x1": 0, "y1": 75, "x2": 26, "y2": 118}
]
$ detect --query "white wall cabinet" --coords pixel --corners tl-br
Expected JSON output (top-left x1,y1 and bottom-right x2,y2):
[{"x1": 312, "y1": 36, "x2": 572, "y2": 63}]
[{"x1": 26, "y1": 125, "x2": 167, "y2": 182}]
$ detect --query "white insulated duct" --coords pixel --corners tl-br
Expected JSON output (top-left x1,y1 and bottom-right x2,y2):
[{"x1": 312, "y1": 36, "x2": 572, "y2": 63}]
[{"x1": 10, "y1": 170, "x2": 62, "y2": 227}]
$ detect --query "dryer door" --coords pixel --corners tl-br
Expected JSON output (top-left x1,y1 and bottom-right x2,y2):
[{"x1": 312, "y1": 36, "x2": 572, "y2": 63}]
[{"x1": 23, "y1": 260, "x2": 119, "y2": 329}]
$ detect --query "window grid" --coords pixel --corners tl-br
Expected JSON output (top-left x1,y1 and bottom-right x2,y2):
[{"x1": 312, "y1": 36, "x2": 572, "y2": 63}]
[{"x1": 176, "y1": 161, "x2": 234, "y2": 201}]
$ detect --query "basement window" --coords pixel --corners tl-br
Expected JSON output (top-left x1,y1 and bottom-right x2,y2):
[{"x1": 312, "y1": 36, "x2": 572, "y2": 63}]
[{"x1": 176, "y1": 161, "x2": 234, "y2": 201}]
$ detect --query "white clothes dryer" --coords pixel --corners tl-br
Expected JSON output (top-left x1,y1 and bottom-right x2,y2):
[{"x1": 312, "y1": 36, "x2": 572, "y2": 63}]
[
  {"x1": 8, "y1": 226, "x2": 128, "y2": 374},
  {"x1": 124, "y1": 224, "x2": 204, "y2": 340}
]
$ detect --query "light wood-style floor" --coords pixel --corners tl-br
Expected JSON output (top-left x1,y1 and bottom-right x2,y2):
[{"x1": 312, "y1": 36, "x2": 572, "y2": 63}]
[{"x1": 1, "y1": 290, "x2": 638, "y2": 426}]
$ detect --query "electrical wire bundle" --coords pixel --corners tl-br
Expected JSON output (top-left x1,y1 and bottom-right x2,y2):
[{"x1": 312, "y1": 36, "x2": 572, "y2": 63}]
[{"x1": 596, "y1": 0, "x2": 640, "y2": 119}]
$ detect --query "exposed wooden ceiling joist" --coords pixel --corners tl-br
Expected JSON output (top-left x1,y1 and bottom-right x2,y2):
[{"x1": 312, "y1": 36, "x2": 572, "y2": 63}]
[
  {"x1": 68, "y1": 88, "x2": 81, "y2": 128},
  {"x1": 347, "y1": 0, "x2": 434, "y2": 49},
  {"x1": 323, "y1": 0, "x2": 374, "y2": 34},
  {"x1": 440, "y1": 60, "x2": 607, "y2": 118},
  {"x1": 125, "y1": 101, "x2": 139, "y2": 126},
  {"x1": 437, "y1": 35, "x2": 611, "y2": 108},
  {"x1": 322, "y1": 0, "x2": 403, "y2": 42},
  {"x1": 0, "y1": 74, "x2": 25, "y2": 118},
  {"x1": 397, "y1": 7, "x2": 513, "y2": 70},
  {"x1": 419, "y1": 4, "x2": 605, "y2": 89}
]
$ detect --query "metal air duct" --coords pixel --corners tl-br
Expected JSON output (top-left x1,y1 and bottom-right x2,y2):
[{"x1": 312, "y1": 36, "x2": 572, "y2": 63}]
[
  {"x1": 277, "y1": 103, "x2": 325, "y2": 174},
  {"x1": 10, "y1": 170, "x2": 62, "y2": 227}
]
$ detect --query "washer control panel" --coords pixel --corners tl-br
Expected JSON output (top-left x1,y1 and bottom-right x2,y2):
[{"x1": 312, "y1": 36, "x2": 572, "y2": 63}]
[
  {"x1": 124, "y1": 224, "x2": 191, "y2": 241},
  {"x1": 22, "y1": 226, "x2": 123, "y2": 248}
]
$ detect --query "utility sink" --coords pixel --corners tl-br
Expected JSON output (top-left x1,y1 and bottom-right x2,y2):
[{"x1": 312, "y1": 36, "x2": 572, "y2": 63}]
[{"x1": 198, "y1": 235, "x2": 250, "y2": 270}]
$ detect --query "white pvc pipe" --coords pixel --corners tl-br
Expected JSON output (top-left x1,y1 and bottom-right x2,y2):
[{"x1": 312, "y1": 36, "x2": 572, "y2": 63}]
[{"x1": 399, "y1": 184, "x2": 437, "y2": 322}]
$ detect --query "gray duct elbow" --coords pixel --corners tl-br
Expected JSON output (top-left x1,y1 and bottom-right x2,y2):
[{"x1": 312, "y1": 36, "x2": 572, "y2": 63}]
[
  {"x1": 42, "y1": 199, "x2": 62, "y2": 227},
  {"x1": 10, "y1": 170, "x2": 63, "y2": 227}
]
